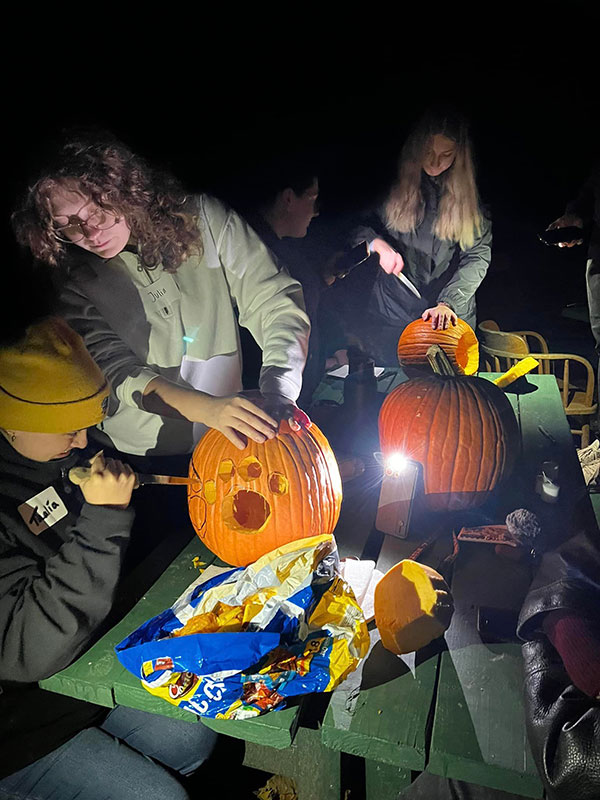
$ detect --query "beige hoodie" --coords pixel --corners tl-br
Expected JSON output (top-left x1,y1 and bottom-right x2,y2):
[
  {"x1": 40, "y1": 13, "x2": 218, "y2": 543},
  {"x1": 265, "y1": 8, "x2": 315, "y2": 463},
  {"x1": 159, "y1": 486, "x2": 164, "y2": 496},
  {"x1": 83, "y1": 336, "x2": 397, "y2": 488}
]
[{"x1": 59, "y1": 195, "x2": 310, "y2": 456}]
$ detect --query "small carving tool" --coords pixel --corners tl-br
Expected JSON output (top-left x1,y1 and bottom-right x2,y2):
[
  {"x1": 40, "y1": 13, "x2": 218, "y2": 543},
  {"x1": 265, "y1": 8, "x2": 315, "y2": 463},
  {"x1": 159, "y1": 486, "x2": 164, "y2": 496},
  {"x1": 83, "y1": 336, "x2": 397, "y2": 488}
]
[{"x1": 68, "y1": 466, "x2": 196, "y2": 488}]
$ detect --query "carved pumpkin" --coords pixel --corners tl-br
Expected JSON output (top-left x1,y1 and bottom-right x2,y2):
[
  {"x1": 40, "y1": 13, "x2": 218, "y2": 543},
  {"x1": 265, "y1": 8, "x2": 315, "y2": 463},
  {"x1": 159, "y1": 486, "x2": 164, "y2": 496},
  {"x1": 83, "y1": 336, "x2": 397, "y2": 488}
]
[
  {"x1": 397, "y1": 318, "x2": 479, "y2": 375},
  {"x1": 188, "y1": 421, "x2": 342, "y2": 567},
  {"x1": 374, "y1": 560, "x2": 453, "y2": 654},
  {"x1": 379, "y1": 346, "x2": 519, "y2": 512}
]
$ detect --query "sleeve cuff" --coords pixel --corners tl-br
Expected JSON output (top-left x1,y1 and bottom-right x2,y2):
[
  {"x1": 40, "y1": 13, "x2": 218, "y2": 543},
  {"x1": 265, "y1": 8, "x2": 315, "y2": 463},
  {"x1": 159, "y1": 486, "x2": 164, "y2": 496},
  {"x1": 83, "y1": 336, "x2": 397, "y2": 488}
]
[
  {"x1": 259, "y1": 367, "x2": 301, "y2": 403},
  {"x1": 118, "y1": 368, "x2": 162, "y2": 410}
]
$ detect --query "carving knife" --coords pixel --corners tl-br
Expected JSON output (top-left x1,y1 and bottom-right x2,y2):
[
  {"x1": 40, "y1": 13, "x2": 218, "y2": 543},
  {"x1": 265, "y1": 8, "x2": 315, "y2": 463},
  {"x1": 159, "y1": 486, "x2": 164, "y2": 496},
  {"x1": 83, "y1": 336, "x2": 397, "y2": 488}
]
[
  {"x1": 395, "y1": 271, "x2": 422, "y2": 299},
  {"x1": 68, "y1": 466, "x2": 195, "y2": 488}
]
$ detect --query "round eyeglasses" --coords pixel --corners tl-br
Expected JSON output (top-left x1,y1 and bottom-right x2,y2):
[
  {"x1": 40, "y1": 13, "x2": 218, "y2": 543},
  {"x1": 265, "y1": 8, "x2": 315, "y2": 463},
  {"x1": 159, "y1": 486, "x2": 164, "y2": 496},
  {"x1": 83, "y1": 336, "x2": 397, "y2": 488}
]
[{"x1": 52, "y1": 203, "x2": 121, "y2": 244}]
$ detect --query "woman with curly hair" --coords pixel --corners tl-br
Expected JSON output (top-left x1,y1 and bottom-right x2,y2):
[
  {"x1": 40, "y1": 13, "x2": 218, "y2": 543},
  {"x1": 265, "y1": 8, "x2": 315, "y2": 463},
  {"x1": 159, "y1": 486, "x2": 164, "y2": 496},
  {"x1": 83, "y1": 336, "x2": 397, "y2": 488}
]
[
  {"x1": 349, "y1": 108, "x2": 491, "y2": 359},
  {"x1": 12, "y1": 132, "x2": 311, "y2": 461}
]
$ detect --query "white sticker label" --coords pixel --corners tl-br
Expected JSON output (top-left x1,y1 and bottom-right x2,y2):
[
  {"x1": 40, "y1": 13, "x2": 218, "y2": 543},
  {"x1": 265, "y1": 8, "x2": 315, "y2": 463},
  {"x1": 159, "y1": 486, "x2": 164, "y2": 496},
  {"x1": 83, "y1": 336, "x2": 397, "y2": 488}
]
[
  {"x1": 139, "y1": 273, "x2": 181, "y2": 319},
  {"x1": 18, "y1": 486, "x2": 68, "y2": 536}
]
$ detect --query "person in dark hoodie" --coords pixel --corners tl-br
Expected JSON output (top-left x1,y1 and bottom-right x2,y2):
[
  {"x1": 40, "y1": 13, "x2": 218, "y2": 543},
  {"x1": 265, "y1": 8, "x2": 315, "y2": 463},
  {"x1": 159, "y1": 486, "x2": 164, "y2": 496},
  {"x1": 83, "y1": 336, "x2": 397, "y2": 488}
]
[
  {"x1": 545, "y1": 160, "x2": 600, "y2": 390},
  {"x1": 0, "y1": 317, "x2": 216, "y2": 799},
  {"x1": 240, "y1": 160, "x2": 343, "y2": 408}
]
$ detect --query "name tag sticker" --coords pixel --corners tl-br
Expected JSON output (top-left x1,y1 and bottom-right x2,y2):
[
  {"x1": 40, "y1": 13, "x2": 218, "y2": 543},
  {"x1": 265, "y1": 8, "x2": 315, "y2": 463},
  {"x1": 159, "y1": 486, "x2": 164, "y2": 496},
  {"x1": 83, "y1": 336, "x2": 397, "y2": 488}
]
[
  {"x1": 18, "y1": 487, "x2": 68, "y2": 536},
  {"x1": 139, "y1": 273, "x2": 181, "y2": 319}
]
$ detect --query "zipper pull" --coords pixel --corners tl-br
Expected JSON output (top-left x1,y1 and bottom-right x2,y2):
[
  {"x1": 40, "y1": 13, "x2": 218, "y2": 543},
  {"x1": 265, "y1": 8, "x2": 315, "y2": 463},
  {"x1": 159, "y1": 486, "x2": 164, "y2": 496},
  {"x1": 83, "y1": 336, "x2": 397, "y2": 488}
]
[{"x1": 60, "y1": 467, "x2": 73, "y2": 494}]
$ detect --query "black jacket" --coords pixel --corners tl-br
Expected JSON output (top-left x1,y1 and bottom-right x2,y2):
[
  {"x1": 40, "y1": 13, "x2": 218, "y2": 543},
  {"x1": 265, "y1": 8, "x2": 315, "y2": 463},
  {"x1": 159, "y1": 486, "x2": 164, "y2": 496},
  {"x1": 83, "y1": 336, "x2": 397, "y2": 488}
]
[
  {"x1": 517, "y1": 529, "x2": 600, "y2": 800},
  {"x1": 353, "y1": 172, "x2": 492, "y2": 328},
  {"x1": 566, "y1": 160, "x2": 600, "y2": 261},
  {"x1": 0, "y1": 436, "x2": 134, "y2": 778},
  {"x1": 244, "y1": 213, "x2": 330, "y2": 407}
]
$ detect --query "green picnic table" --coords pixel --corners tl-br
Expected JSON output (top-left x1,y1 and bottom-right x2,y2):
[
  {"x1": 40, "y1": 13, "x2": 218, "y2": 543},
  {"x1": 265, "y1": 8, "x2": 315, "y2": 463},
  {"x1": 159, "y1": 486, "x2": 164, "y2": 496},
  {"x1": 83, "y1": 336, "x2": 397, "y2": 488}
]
[{"x1": 39, "y1": 370, "x2": 596, "y2": 799}]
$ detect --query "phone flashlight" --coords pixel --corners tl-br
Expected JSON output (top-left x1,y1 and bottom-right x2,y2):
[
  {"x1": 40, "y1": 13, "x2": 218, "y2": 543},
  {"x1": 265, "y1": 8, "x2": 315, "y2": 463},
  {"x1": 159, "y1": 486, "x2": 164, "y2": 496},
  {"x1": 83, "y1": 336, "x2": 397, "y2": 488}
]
[{"x1": 375, "y1": 453, "x2": 421, "y2": 539}]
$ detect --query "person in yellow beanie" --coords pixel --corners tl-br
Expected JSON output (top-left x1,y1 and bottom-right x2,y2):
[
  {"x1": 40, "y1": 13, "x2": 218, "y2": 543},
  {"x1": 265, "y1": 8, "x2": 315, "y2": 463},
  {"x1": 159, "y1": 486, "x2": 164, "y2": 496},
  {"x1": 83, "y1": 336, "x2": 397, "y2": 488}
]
[
  {"x1": 0, "y1": 315, "x2": 109, "y2": 460},
  {"x1": 0, "y1": 317, "x2": 217, "y2": 798}
]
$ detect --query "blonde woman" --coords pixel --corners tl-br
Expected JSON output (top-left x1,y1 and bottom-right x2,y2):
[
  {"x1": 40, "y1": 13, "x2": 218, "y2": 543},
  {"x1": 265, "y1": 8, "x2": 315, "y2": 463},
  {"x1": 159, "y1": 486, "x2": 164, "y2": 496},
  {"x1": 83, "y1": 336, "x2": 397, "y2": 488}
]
[{"x1": 357, "y1": 108, "x2": 491, "y2": 333}]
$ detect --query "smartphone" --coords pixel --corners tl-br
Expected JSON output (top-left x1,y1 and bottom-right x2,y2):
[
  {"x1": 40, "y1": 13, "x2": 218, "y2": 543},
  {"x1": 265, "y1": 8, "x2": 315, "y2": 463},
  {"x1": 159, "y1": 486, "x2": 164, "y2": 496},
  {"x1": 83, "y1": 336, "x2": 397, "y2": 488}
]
[
  {"x1": 476, "y1": 606, "x2": 520, "y2": 644},
  {"x1": 538, "y1": 227, "x2": 584, "y2": 246},
  {"x1": 375, "y1": 460, "x2": 420, "y2": 539},
  {"x1": 333, "y1": 241, "x2": 370, "y2": 279}
]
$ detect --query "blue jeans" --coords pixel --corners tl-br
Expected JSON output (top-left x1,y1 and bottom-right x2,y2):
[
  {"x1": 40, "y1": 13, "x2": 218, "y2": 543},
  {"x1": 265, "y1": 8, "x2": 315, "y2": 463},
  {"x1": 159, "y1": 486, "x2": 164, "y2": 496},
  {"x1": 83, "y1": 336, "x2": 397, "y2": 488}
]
[{"x1": 0, "y1": 706, "x2": 218, "y2": 800}]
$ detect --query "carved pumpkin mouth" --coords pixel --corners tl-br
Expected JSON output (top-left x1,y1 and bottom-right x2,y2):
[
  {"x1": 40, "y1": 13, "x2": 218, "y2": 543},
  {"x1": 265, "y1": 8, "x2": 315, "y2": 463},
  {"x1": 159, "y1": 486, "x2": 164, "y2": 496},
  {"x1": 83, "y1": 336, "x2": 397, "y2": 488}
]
[
  {"x1": 222, "y1": 489, "x2": 271, "y2": 533},
  {"x1": 454, "y1": 328, "x2": 479, "y2": 374}
]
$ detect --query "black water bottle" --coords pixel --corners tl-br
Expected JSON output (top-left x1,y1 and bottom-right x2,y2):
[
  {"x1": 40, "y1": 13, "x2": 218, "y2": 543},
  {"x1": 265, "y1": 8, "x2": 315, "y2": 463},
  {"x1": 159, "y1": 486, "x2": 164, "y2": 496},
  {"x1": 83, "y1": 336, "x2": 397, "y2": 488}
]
[{"x1": 343, "y1": 346, "x2": 378, "y2": 455}]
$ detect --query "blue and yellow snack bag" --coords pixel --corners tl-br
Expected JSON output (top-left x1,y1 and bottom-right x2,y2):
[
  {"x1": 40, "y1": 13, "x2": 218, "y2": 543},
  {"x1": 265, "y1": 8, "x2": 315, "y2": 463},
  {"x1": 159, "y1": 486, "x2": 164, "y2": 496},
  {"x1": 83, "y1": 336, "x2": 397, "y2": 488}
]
[{"x1": 115, "y1": 534, "x2": 369, "y2": 720}]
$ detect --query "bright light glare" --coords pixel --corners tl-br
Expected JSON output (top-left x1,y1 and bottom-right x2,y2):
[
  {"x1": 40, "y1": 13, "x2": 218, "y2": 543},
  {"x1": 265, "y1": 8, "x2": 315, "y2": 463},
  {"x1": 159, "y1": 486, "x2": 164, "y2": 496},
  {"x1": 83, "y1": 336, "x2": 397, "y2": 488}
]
[{"x1": 386, "y1": 453, "x2": 408, "y2": 474}]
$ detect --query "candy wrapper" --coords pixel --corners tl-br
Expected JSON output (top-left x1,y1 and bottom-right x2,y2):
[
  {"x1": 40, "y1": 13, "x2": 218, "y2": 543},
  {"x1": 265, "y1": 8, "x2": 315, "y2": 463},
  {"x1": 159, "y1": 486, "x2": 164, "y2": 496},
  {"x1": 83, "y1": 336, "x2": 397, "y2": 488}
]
[{"x1": 115, "y1": 534, "x2": 369, "y2": 720}]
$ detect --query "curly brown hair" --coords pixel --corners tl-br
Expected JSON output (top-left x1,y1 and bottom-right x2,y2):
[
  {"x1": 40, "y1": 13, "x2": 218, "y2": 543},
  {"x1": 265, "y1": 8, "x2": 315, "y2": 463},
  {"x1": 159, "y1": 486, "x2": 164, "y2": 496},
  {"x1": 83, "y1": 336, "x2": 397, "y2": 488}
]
[{"x1": 12, "y1": 132, "x2": 203, "y2": 271}]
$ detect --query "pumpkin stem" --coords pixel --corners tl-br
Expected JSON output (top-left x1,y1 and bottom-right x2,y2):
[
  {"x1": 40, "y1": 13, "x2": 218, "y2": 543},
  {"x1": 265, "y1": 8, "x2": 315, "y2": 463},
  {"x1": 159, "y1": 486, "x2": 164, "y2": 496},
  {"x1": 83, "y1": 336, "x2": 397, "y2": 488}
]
[{"x1": 426, "y1": 345, "x2": 457, "y2": 376}]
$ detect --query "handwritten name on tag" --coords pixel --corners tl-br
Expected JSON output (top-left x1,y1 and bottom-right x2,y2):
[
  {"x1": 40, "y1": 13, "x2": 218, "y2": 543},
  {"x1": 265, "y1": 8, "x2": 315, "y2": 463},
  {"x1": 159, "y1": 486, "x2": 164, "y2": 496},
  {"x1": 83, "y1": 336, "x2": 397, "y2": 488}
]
[
  {"x1": 139, "y1": 273, "x2": 181, "y2": 319},
  {"x1": 18, "y1": 487, "x2": 68, "y2": 536}
]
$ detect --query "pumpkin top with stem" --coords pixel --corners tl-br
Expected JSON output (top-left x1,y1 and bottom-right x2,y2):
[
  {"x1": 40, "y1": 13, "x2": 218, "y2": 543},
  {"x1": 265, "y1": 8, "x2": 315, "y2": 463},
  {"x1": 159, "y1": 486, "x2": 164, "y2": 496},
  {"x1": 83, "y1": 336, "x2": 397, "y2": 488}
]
[
  {"x1": 426, "y1": 344, "x2": 460, "y2": 376},
  {"x1": 397, "y1": 318, "x2": 479, "y2": 375}
]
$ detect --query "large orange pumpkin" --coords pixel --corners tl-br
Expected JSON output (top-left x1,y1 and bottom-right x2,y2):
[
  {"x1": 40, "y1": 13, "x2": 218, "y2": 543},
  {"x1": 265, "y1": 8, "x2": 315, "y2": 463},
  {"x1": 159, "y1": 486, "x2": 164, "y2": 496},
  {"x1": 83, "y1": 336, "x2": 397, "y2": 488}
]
[
  {"x1": 397, "y1": 318, "x2": 479, "y2": 375},
  {"x1": 379, "y1": 346, "x2": 519, "y2": 512},
  {"x1": 188, "y1": 421, "x2": 342, "y2": 566}
]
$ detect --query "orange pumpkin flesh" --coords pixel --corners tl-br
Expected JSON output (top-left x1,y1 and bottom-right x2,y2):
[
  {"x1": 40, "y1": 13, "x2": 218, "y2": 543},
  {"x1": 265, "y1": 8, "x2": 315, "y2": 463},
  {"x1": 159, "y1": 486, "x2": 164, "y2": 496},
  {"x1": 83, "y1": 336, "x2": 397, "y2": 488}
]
[
  {"x1": 397, "y1": 318, "x2": 479, "y2": 375},
  {"x1": 188, "y1": 421, "x2": 342, "y2": 567},
  {"x1": 374, "y1": 560, "x2": 453, "y2": 654},
  {"x1": 379, "y1": 372, "x2": 519, "y2": 512}
]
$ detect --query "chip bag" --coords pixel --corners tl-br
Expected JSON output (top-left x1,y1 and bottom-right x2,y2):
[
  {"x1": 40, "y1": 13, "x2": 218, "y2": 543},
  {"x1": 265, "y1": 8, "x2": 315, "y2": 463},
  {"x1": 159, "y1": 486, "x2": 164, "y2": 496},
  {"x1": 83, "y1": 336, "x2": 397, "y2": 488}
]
[{"x1": 115, "y1": 534, "x2": 369, "y2": 720}]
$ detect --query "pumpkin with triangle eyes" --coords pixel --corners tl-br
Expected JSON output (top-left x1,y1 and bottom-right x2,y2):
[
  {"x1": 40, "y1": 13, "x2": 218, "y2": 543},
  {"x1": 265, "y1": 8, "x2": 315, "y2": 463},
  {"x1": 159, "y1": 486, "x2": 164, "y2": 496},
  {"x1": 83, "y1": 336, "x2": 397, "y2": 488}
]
[{"x1": 188, "y1": 421, "x2": 343, "y2": 567}]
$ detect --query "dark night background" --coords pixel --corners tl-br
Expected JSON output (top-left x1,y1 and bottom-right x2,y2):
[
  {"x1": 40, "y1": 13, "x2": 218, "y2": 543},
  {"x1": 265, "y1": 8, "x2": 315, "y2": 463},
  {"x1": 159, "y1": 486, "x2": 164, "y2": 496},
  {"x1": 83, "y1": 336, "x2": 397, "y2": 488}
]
[
  {"x1": 1, "y1": 14, "x2": 598, "y2": 797},
  {"x1": 5, "y1": 11, "x2": 599, "y2": 357}
]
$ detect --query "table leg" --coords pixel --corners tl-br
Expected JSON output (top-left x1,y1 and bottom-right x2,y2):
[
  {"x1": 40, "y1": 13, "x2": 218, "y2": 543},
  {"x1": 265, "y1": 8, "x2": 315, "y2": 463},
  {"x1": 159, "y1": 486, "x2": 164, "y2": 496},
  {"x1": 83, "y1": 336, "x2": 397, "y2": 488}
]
[{"x1": 243, "y1": 727, "x2": 340, "y2": 800}]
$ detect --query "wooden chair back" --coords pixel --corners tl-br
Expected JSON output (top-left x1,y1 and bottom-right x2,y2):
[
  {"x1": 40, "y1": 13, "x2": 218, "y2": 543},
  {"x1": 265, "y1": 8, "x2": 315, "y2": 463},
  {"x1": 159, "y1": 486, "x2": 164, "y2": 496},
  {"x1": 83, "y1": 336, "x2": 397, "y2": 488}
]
[{"x1": 477, "y1": 320, "x2": 597, "y2": 447}]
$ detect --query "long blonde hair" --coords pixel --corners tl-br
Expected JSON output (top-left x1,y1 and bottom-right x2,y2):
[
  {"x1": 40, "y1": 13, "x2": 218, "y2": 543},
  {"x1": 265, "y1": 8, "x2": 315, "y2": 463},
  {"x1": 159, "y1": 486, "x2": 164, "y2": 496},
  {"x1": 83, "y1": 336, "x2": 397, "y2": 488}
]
[{"x1": 385, "y1": 110, "x2": 483, "y2": 250}]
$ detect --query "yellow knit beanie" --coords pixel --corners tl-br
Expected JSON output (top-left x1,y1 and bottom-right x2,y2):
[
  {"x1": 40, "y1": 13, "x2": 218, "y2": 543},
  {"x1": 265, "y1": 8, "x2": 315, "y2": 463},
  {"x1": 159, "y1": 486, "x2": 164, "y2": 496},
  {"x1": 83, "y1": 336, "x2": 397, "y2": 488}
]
[{"x1": 0, "y1": 317, "x2": 109, "y2": 433}]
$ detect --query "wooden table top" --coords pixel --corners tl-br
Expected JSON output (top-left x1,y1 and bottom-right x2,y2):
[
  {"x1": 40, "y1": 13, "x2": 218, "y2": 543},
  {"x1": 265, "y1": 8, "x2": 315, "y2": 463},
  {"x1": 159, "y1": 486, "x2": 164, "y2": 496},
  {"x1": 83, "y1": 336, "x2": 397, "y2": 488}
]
[
  {"x1": 40, "y1": 371, "x2": 595, "y2": 797},
  {"x1": 323, "y1": 372, "x2": 596, "y2": 797}
]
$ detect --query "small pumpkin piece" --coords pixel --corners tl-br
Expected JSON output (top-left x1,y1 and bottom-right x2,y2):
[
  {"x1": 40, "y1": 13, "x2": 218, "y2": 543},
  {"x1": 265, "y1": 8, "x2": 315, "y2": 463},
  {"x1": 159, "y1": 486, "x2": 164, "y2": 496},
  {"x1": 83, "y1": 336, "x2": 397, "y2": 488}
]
[
  {"x1": 493, "y1": 357, "x2": 539, "y2": 388},
  {"x1": 374, "y1": 560, "x2": 454, "y2": 655}
]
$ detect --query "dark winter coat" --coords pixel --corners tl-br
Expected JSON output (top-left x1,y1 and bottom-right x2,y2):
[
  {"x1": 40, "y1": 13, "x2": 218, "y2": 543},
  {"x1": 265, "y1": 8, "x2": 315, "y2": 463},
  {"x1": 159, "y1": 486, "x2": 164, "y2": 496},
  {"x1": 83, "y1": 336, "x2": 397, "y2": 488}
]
[
  {"x1": 0, "y1": 436, "x2": 134, "y2": 778},
  {"x1": 354, "y1": 172, "x2": 492, "y2": 328},
  {"x1": 517, "y1": 529, "x2": 600, "y2": 800},
  {"x1": 566, "y1": 161, "x2": 600, "y2": 261}
]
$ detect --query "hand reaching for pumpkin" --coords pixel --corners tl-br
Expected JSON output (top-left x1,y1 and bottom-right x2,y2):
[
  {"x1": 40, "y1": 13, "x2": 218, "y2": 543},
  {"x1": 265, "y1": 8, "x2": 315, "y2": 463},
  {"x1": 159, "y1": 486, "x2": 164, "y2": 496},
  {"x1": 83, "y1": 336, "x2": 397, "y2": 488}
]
[
  {"x1": 201, "y1": 394, "x2": 280, "y2": 449},
  {"x1": 260, "y1": 393, "x2": 311, "y2": 433},
  {"x1": 422, "y1": 303, "x2": 457, "y2": 330},
  {"x1": 142, "y1": 377, "x2": 279, "y2": 450}
]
